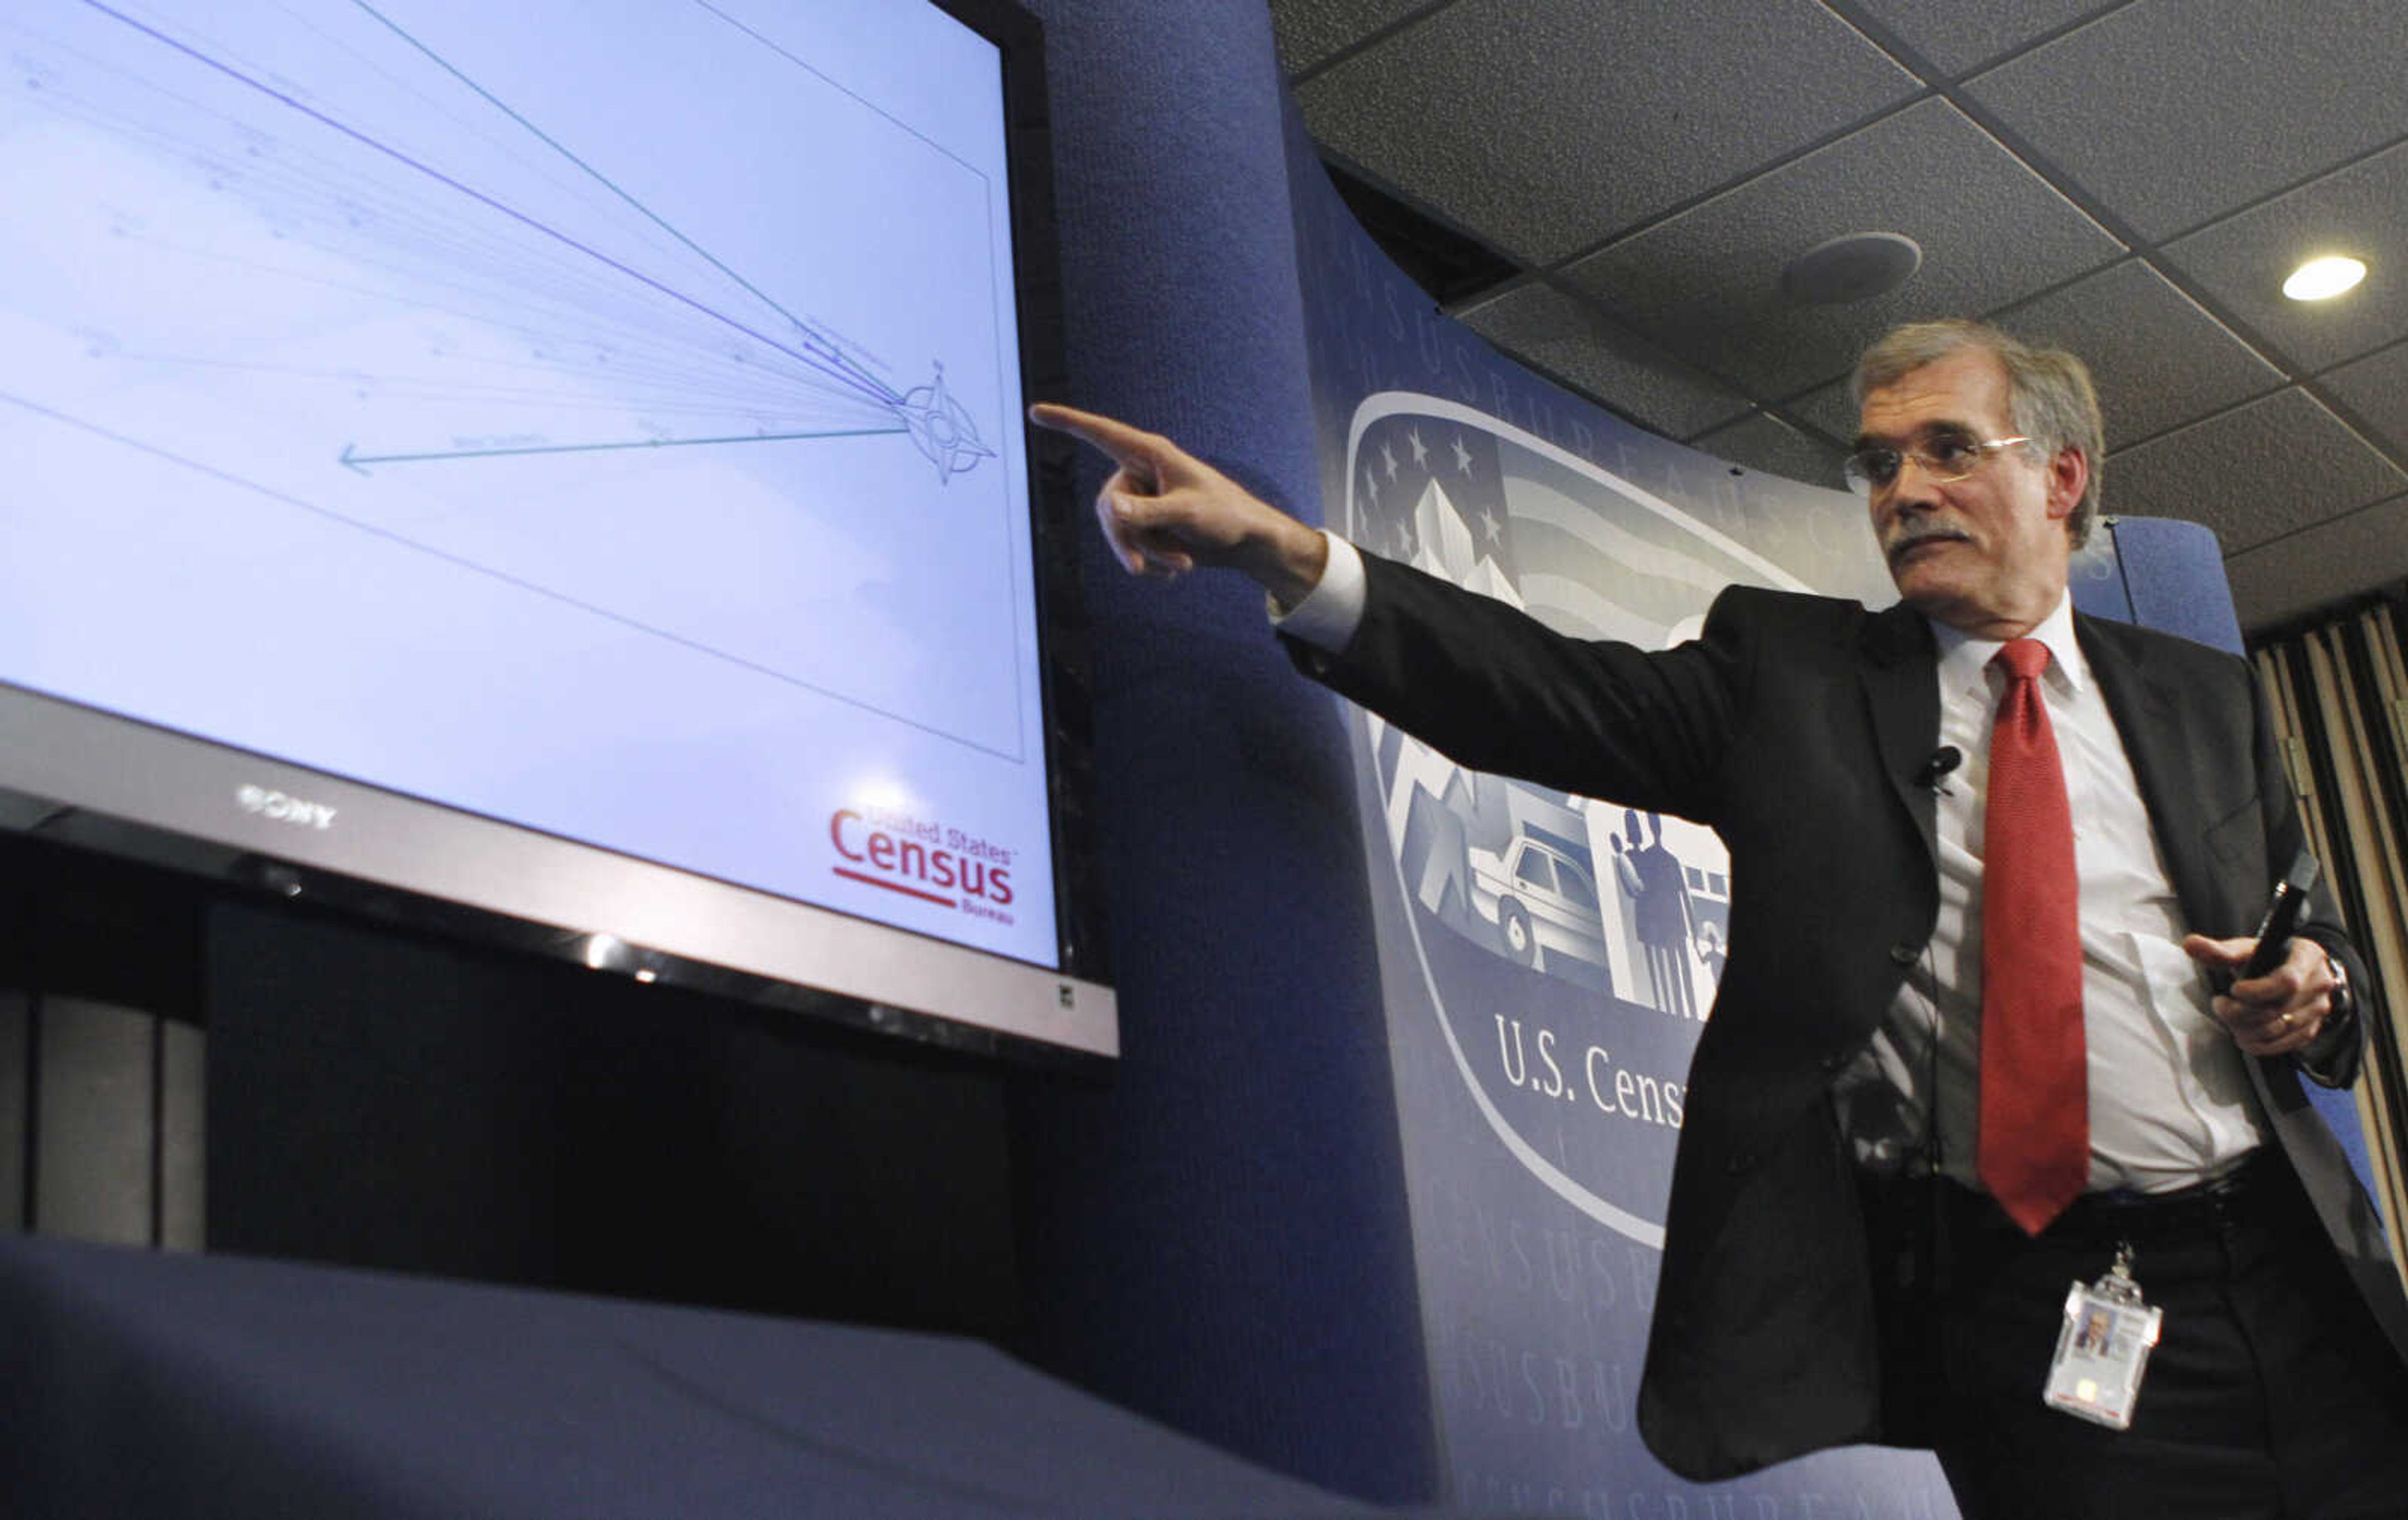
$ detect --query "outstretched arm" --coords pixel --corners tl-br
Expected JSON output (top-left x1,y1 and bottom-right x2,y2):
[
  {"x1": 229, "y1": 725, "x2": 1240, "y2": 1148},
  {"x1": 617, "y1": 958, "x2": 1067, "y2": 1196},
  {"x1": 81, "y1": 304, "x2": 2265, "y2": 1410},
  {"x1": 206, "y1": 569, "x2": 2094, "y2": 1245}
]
[
  {"x1": 1028, "y1": 403, "x2": 1329, "y2": 606},
  {"x1": 1032, "y1": 403, "x2": 1746, "y2": 821}
]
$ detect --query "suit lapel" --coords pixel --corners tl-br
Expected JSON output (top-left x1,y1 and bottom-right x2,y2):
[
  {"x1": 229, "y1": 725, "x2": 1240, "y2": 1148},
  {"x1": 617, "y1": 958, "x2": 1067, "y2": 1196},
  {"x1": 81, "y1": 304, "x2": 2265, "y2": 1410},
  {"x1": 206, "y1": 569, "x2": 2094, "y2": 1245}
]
[
  {"x1": 1858, "y1": 602, "x2": 1943, "y2": 852},
  {"x1": 2076, "y1": 615, "x2": 2222, "y2": 929}
]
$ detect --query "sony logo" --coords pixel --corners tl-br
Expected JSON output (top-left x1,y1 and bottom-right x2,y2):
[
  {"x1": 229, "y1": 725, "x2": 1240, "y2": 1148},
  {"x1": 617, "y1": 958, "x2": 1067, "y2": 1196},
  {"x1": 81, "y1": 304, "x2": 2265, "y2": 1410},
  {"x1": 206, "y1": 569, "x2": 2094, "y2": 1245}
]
[{"x1": 237, "y1": 783, "x2": 336, "y2": 830}]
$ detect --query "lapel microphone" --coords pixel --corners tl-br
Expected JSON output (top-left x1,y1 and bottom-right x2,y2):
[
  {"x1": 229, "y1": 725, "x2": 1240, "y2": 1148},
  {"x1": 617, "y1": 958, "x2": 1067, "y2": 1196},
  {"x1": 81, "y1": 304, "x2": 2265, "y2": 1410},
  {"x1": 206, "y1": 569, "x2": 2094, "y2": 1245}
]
[{"x1": 1916, "y1": 745, "x2": 1963, "y2": 793}]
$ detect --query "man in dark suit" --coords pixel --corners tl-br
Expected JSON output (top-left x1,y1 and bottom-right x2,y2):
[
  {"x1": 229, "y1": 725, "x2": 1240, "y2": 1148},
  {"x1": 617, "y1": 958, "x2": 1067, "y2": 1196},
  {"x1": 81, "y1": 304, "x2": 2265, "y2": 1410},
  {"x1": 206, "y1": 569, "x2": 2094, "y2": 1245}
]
[{"x1": 1034, "y1": 320, "x2": 2408, "y2": 1517}]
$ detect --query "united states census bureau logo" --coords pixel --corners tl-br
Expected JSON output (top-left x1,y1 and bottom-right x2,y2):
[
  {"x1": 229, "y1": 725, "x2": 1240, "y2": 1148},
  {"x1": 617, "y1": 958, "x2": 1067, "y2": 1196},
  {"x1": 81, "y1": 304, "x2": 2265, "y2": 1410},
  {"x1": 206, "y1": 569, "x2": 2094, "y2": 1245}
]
[
  {"x1": 1344, "y1": 394, "x2": 1811, "y2": 1247},
  {"x1": 827, "y1": 806, "x2": 1018, "y2": 927}
]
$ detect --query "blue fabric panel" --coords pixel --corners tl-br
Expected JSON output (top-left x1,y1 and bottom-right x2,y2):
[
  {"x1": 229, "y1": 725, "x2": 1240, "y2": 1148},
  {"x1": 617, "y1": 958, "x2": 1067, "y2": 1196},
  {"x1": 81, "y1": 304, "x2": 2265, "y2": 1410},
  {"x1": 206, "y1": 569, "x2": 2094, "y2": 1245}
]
[
  {"x1": 2107, "y1": 516, "x2": 2243, "y2": 655},
  {"x1": 2100, "y1": 516, "x2": 2377, "y2": 1191},
  {"x1": 1006, "y1": 1, "x2": 1435, "y2": 1502},
  {"x1": 0, "y1": 1236, "x2": 1380, "y2": 1520}
]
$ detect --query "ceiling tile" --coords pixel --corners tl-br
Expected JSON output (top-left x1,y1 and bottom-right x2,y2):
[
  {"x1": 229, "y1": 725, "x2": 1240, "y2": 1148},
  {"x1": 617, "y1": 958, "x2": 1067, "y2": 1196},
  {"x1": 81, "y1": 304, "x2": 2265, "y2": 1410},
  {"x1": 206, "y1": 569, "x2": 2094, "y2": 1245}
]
[
  {"x1": 2322, "y1": 341, "x2": 2408, "y2": 453},
  {"x1": 1294, "y1": 0, "x2": 1917, "y2": 263},
  {"x1": 1687, "y1": 411, "x2": 1851, "y2": 491},
  {"x1": 1269, "y1": 0, "x2": 1435, "y2": 77},
  {"x1": 1961, "y1": 0, "x2": 2408, "y2": 243},
  {"x1": 2105, "y1": 388, "x2": 2408, "y2": 555},
  {"x1": 2157, "y1": 142, "x2": 2408, "y2": 375},
  {"x1": 1457, "y1": 283, "x2": 1753, "y2": 439},
  {"x1": 1841, "y1": 0, "x2": 2106, "y2": 77},
  {"x1": 1993, "y1": 259, "x2": 2283, "y2": 449},
  {"x1": 1558, "y1": 99, "x2": 2123, "y2": 398},
  {"x1": 1788, "y1": 377, "x2": 1859, "y2": 443},
  {"x1": 1703, "y1": 261, "x2": 2283, "y2": 455},
  {"x1": 2223, "y1": 493, "x2": 2408, "y2": 633}
]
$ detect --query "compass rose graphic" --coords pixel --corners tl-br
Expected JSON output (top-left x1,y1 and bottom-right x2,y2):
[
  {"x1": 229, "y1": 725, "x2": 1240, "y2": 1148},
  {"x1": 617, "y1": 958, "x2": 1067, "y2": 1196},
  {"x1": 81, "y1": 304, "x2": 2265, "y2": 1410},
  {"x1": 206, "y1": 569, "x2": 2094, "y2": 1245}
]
[{"x1": 896, "y1": 362, "x2": 995, "y2": 483}]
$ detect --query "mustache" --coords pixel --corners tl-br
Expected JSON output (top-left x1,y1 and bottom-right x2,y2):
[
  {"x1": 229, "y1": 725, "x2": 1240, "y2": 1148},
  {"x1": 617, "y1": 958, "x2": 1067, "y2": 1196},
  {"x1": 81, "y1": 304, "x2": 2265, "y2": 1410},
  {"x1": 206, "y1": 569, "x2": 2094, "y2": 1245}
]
[{"x1": 1884, "y1": 524, "x2": 1972, "y2": 564}]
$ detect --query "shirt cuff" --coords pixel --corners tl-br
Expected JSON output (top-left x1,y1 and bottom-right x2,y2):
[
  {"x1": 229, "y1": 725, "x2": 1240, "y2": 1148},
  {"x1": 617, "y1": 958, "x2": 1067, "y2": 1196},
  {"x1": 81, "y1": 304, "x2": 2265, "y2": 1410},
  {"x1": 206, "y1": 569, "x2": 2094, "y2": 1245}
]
[
  {"x1": 2298, "y1": 945, "x2": 2362, "y2": 1088},
  {"x1": 1268, "y1": 530, "x2": 1366, "y2": 651}
]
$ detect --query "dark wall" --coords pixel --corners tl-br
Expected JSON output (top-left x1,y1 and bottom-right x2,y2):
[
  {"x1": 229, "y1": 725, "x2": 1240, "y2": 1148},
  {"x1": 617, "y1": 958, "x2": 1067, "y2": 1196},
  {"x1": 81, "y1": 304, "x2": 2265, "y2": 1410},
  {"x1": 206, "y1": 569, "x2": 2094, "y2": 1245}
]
[
  {"x1": 0, "y1": 837, "x2": 207, "y2": 1249},
  {"x1": 0, "y1": 823, "x2": 1022, "y2": 1339},
  {"x1": 204, "y1": 900, "x2": 1022, "y2": 1337}
]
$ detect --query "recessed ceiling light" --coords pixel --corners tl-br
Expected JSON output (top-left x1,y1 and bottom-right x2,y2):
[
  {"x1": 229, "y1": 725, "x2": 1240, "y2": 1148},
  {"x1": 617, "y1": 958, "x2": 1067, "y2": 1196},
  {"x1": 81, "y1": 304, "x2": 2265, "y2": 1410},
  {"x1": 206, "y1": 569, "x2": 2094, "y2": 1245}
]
[{"x1": 2283, "y1": 255, "x2": 2367, "y2": 302}]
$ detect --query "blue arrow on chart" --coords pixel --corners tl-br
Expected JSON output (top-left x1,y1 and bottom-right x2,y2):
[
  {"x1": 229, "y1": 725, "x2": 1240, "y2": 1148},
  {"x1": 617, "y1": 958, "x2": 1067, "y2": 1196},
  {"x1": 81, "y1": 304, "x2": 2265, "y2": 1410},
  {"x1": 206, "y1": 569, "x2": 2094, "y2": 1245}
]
[{"x1": 337, "y1": 425, "x2": 907, "y2": 475}]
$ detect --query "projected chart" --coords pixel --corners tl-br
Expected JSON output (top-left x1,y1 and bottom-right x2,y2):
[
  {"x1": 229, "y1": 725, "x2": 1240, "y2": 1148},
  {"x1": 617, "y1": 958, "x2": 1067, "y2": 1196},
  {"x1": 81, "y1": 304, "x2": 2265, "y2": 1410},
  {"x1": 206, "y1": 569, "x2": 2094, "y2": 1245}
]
[{"x1": 0, "y1": 0, "x2": 1057, "y2": 966}]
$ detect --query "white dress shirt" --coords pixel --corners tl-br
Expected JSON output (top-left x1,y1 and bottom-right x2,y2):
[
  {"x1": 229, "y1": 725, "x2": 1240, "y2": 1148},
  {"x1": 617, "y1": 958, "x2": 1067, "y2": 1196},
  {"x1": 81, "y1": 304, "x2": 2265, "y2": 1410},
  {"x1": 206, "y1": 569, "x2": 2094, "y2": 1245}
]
[
  {"x1": 1847, "y1": 593, "x2": 2264, "y2": 1194},
  {"x1": 1278, "y1": 536, "x2": 2266, "y2": 1196}
]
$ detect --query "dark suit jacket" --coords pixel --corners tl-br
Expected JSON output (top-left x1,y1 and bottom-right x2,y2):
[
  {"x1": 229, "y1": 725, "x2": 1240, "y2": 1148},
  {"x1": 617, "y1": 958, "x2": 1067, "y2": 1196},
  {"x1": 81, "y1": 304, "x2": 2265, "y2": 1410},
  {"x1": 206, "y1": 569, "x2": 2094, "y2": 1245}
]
[{"x1": 1287, "y1": 552, "x2": 2408, "y2": 1480}]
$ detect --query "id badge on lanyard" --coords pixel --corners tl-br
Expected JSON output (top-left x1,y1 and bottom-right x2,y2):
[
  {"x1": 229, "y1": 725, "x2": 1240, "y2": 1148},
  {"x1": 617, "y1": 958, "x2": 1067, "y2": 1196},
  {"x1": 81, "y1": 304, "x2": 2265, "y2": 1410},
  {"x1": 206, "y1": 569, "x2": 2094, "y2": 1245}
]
[{"x1": 2042, "y1": 1242, "x2": 2163, "y2": 1430}]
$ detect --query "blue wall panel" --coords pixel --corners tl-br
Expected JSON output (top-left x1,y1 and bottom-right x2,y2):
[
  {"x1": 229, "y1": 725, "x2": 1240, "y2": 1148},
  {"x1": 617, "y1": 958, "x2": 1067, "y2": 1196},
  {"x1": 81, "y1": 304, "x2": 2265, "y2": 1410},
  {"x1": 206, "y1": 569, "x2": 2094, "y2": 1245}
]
[
  {"x1": 2111, "y1": 516, "x2": 2243, "y2": 653},
  {"x1": 1005, "y1": 2, "x2": 1437, "y2": 1502}
]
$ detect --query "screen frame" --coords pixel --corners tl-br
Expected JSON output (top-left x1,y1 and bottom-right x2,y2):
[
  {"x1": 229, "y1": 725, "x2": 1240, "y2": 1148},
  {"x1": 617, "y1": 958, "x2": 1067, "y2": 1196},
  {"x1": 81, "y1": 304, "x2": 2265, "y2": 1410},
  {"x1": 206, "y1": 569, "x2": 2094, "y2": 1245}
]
[{"x1": 0, "y1": 0, "x2": 1116, "y2": 1063}]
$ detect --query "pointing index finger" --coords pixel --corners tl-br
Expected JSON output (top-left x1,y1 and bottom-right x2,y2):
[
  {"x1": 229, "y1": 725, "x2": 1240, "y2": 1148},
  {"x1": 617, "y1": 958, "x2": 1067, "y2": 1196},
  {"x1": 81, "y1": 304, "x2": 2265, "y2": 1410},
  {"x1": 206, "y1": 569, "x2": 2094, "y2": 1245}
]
[{"x1": 1029, "y1": 403, "x2": 1163, "y2": 470}]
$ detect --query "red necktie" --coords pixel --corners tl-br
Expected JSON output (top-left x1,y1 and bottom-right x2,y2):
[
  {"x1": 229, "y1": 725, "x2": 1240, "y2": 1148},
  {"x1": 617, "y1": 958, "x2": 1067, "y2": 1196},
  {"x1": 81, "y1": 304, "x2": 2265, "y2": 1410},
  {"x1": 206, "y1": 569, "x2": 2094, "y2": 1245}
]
[{"x1": 1978, "y1": 638, "x2": 2087, "y2": 1235}]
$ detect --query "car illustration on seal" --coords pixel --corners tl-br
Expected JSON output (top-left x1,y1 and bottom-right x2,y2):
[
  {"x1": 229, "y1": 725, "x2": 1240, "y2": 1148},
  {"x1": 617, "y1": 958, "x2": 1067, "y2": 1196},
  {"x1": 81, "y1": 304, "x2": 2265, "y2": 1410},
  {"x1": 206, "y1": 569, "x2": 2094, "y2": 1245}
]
[{"x1": 1467, "y1": 833, "x2": 1610, "y2": 973}]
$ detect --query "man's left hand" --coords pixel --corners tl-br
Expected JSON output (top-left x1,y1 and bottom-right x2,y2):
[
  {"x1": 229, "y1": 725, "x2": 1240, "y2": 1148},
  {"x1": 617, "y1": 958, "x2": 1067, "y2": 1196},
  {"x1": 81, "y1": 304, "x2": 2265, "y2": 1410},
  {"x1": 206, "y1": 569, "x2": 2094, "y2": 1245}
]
[{"x1": 2182, "y1": 932, "x2": 2338, "y2": 1058}]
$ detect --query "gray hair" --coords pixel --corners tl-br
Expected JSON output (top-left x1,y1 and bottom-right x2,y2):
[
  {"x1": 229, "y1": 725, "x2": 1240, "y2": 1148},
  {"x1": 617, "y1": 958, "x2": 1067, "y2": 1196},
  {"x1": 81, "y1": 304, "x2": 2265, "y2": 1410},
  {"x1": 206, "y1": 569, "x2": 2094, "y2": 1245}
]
[{"x1": 1851, "y1": 319, "x2": 2103, "y2": 548}]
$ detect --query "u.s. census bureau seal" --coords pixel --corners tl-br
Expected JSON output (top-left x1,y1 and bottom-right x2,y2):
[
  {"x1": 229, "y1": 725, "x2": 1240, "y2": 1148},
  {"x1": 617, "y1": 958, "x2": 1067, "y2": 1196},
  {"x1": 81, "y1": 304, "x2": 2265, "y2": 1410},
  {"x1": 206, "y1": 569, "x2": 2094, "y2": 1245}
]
[{"x1": 1343, "y1": 394, "x2": 1814, "y2": 1247}]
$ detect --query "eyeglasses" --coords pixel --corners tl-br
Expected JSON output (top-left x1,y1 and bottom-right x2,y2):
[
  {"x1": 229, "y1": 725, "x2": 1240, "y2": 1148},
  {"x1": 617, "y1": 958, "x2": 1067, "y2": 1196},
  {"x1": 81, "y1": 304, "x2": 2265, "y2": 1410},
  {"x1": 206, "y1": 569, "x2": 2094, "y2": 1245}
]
[{"x1": 1842, "y1": 433, "x2": 2030, "y2": 497}]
